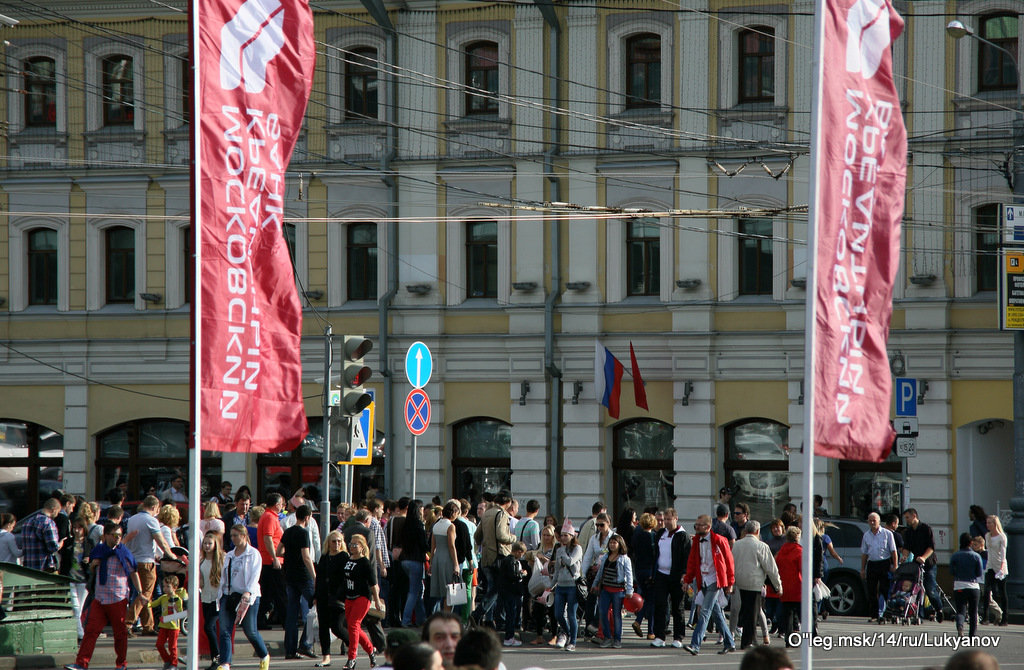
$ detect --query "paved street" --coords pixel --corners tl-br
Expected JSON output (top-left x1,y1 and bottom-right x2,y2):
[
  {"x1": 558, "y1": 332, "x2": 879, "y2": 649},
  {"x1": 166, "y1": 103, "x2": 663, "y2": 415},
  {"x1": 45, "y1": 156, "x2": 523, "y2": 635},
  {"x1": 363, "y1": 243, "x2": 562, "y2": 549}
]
[{"x1": 7, "y1": 615, "x2": 1021, "y2": 670}]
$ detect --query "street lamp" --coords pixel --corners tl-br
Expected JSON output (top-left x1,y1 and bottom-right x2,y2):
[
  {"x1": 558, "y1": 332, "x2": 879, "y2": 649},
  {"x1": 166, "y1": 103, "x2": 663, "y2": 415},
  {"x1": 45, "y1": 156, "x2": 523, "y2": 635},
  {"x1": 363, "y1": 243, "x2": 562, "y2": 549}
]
[{"x1": 948, "y1": 19, "x2": 1024, "y2": 621}]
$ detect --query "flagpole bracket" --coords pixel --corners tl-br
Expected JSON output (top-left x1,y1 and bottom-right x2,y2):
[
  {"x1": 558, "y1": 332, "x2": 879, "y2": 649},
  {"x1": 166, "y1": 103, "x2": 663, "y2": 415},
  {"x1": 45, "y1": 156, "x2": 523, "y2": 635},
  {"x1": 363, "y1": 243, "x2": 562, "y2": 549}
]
[
  {"x1": 680, "y1": 380, "x2": 694, "y2": 406},
  {"x1": 519, "y1": 380, "x2": 531, "y2": 406},
  {"x1": 571, "y1": 380, "x2": 583, "y2": 404}
]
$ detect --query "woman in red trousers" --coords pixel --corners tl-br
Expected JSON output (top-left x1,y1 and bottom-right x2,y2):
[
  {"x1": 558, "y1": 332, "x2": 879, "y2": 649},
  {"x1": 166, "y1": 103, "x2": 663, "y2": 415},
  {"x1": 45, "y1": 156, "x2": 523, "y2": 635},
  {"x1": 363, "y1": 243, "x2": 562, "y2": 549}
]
[{"x1": 342, "y1": 534, "x2": 384, "y2": 669}]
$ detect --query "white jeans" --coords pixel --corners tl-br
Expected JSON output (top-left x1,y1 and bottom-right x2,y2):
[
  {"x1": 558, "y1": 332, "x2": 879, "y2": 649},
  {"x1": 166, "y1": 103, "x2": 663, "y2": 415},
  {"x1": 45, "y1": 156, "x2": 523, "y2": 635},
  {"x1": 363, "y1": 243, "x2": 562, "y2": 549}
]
[{"x1": 70, "y1": 582, "x2": 88, "y2": 637}]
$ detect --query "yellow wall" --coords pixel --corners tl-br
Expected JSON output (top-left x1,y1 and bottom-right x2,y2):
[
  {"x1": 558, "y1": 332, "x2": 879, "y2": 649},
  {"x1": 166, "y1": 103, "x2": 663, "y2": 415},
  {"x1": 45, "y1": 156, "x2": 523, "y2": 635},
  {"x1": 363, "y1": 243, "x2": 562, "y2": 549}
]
[
  {"x1": 951, "y1": 380, "x2": 1012, "y2": 428},
  {"x1": 715, "y1": 380, "x2": 789, "y2": 426},
  {"x1": 604, "y1": 381, "x2": 673, "y2": 426},
  {"x1": 444, "y1": 382, "x2": 510, "y2": 424},
  {"x1": 88, "y1": 385, "x2": 189, "y2": 434},
  {"x1": 715, "y1": 309, "x2": 787, "y2": 331},
  {"x1": 0, "y1": 387, "x2": 66, "y2": 432}
]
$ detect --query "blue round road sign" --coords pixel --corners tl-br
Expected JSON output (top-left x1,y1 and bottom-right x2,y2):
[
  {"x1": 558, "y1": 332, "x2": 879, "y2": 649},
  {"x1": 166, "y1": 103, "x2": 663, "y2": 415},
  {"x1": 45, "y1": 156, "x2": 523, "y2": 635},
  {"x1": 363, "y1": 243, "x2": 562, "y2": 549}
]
[
  {"x1": 405, "y1": 341, "x2": 433, "y2": 389},
  {"x1": 405, "y1": 388, "x2": 431, "y2": 436}
]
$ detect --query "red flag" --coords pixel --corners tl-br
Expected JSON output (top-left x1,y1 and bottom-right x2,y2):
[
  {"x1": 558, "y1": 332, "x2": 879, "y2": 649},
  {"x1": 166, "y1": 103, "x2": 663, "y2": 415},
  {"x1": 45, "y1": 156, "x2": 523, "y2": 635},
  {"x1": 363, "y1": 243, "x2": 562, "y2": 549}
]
[
  {"x1": 629, "y1": 342, "x2": 648, "y2": 411},
  {"x1": 813, "y1": 0, "x2": 904, "y2": 461},
  {"x1": 196, "y1": 0, "x2": 314, "y2": 452}
]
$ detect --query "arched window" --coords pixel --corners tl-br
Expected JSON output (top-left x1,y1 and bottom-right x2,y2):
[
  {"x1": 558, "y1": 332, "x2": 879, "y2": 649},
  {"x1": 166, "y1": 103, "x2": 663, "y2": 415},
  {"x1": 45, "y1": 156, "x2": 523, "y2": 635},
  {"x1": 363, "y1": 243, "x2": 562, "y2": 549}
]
[
  {"x1": 465, "y1": 41, "x2": 499, "y2": 115},
  {"x1": 105, "y1": 226, "x2": 135, "y2": 303},
  {"x1": 453, "y1": 418, "x2": 511, "y2": 508},
  {"x1": 345, "y1": 47, "x2": 378, "y2": 120},
  {"x1": 975, "y1": 204, "x2": 999, "y2": 292},
  {"x1": 24, "y1": 56, "x2": 57, "y2": 127},
  {"x1": 625, "y1": 33, "x2": 661, "y2": 109},
  {"x1": 724, "y1": 419, "x2": 789, "y2": 521},
  {"x1": 96, "y1": 419, "x2": 221, "y2": 502},
  {"x1": 738, "y1": 27, "x2": 774, "y2": 103},
  {"x1": 28, "y1": 228, "x2": 58, "y2": 306},
  {"x1": 101, "y1": 55, "x2": 134, "y2": 126},
  {"x1": 979, "y1": 14, "x2": 1018, "y2": 91},
  {"x1": 613, "y1": 419, "x2": 674, "y2": 511},
  {"x1": 347, "y1": 223, "x2": 378, "y2": 300},
  {"x1": 626, "y1": 218, "x2": 660, "y2": 296},
  {"x1": 0, "y1": 420, "x2": 63, "y2": 519},
  {"x1": 839, "y1": 448, "x2": 902, "y2": 519}
]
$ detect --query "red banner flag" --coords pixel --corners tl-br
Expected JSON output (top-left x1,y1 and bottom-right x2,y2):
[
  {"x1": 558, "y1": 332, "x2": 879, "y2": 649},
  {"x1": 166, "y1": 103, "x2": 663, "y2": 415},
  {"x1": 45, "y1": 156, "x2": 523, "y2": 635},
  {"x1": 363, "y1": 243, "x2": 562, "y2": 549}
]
[
  {"x1": 196, "y1": 0, "x2": 314, "y2": 452},
  {"x1": 813, "y1": 0, "x2": 905, "y2": 461},
  {"x1": 629, "y1": 342, "x2": 648, "y2": 411}
]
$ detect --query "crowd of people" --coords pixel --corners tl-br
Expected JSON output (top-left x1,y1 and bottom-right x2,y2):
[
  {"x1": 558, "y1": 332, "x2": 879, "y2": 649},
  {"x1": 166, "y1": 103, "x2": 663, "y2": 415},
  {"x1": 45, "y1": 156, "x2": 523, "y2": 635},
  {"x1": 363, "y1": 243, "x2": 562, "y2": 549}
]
[{"x1": 0, "y1": 481, "x2": 1012, "y2": 670}]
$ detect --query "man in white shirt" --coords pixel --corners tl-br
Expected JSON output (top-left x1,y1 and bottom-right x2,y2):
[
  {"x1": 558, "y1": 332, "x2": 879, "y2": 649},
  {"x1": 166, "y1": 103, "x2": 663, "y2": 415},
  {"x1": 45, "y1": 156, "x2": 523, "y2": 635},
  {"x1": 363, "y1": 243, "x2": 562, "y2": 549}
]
[
  {"x1": 860, "y1": 512, "x2": 898, "y2": 621},
  {"x1": 124, "y1": 495, "x2": 174, "y2": 634}
]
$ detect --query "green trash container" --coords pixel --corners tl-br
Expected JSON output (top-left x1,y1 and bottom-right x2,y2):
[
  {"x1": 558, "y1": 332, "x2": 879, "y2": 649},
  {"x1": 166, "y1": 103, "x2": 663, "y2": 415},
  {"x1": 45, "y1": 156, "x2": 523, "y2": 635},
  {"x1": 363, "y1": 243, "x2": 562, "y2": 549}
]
[{"x1": 0, "y1": 562, "x2": 78, "y2": 656}]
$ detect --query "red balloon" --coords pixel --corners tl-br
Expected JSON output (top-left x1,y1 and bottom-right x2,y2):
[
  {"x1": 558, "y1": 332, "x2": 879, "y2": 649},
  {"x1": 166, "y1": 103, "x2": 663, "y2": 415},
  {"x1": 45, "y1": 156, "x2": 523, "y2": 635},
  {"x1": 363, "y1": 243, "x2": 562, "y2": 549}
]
[{"x1": 624, "y1": 592, "x2": 644, "y2": 613}]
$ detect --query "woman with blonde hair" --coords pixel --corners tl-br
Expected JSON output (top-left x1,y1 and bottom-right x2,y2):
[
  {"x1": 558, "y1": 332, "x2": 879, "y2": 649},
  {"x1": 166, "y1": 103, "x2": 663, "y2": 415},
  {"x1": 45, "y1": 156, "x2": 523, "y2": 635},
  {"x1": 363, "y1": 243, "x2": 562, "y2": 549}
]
[
  {"x1": 200, "y1": 500, "x2": 226, "y2": 538},
  {"x1": 199, "y1": 530, "x2": 225, "y2": 670},
  {"x1": 314, "y1": 531, "x2": 350, "y2": 667},
  {"x1": 157, "y1": 504, "x2": 181, "y2": 549},
  {"x1": 982, "y1": 515, "x2": 1008, "y2": 625},
  {"x1": 78, "y1": 501, "x2": 104, "y2": 546}
]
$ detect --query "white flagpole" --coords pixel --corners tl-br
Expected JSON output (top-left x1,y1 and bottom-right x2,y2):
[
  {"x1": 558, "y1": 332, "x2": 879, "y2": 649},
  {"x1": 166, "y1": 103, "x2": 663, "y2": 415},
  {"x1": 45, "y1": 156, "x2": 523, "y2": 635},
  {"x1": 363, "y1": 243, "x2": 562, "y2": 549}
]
[
  {"x1": 801, "y1": 0, "x2": 828, "y2": 667},
  {"x1": 187, "y1": 0, "x2": 202, "y2": 668}
]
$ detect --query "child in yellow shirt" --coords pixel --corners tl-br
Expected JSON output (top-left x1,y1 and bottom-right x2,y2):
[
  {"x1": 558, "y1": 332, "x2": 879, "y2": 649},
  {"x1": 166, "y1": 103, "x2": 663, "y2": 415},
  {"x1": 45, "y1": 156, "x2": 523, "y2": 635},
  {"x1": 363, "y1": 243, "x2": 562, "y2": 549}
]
[{"x1": 149, "y1": 574, "x2": 188, "y2": 670}]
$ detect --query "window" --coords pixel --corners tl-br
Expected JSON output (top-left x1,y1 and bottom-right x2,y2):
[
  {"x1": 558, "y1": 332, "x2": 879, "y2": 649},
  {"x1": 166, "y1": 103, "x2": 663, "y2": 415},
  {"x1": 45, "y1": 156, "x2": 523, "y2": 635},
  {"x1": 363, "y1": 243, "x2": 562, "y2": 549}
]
[
  {"x1": 105, "y1": 226, "x2": 135, "y2": 303},
  {"x1": 0, "y1": 420, "x2": 63, "y2": 520},
  {"x1": 183, "y1": 225, "x2": 193, "y2": 304},
  {"x1": 625, "y1": 34, "x2": 661, "y2": 109},
  {"x1": 839, "y1": 450, "x2": 902, "y2": 518},
  {"x1": 102, "y1": 55, "x2": 134, "y2": 126},
  {"x1": 979, "y1": 14, "x2": 1018, "y2": 91},
  {"x1": 626, "y1": 218, "x2": 661, "y2": 296},
  {"x1": 180, "y1": 57, "x2": 190, "y2": 126},
  {"x1": 96, "y1": 419, "x2": 221, "y2": 501},
  {"x1": 24, "y1": 57, "x2": 57, "y2": 127},
  {"x1": 347, "y1": 223, "x2": 378, "y2": 300},
  {"x1": 453, "y1": 418, "x2": 511, "y2": 509},
  {"x1": 28, "y1": 228, "x2": 58, "y2": 306},
  {"x1": 738, "y1": 217, "x2": 773, "y2": 295},
  {"x1": 465, "y1": 41, "x2": 499, "y2": 115},
  {"x1": 466, "y1": 220, "x2": 498, "y2": 298},
  {"x1": 738, "y1": 27, "x2": 774, "y2": 103},
  {"x1": 613, "y1": 419, "x2": 674, "y2": 511},
  {"x1": 975, "y1": 204, "x2": 1000, "y2": 292},
  {"x1": 724, "y1": 419, "x2": 790, "y2": 522},
  {"x1": 345, "y1": 47, "x2": 378, "y2": 120}
]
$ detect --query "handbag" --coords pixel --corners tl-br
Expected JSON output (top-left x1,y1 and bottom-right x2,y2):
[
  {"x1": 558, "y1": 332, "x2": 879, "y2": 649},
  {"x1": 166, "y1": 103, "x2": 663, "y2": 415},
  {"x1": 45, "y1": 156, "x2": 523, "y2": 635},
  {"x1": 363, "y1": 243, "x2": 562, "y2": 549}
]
[
  {"x1": 528, "y1": 557, "x2": 554, "y2": 596},
  {"x1": 574, "y1": 576, "x2": 589, "y2": 604},
  {"x1": 446, "y1": 581, "x2": 468, "y2": 607},
  {"x1": 366, "y1": 604, "x2": 386, "y2": 621},
  {"x1": 813, "y1": 581, "x2": 830, "y2": 602}
]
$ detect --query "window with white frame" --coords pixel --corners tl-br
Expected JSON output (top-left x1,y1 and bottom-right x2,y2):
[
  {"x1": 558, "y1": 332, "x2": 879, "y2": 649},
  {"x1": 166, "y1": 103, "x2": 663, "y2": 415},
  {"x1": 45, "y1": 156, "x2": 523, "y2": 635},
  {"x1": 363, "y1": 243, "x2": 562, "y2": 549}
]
[
  {"x1": 738, "y1": 217, "x2": 773, "y2": 296},
  {"x1": 345, "y1": 47, "x2": 379, "y2": 120},
  {"x1": 975, "y1": 203, "x2": 1000, "y2": 292},
  {"x1": 607, "y1": 21, "x2": 673, "y2": 114},
  {"x1": 86, "y1": 219, "x2": 144, "y2": 310},
  {"x1": 978, "y1": 13, "x2": 1018, "y2": 91},
  {"x1": 105, "y1": 226, "x2": 135, "y2": 304},
  {"x1": 347, "y1": 223, "x2": 378, "y2": 301},
  {"x1": 626, "y1": 218, "x2": 661, "y2": 296},
  {"x1": 325, "y1": 33, "x2": 387, "y2": 125},
  {"x1": 5, "y1": 42, "x2": 67, "y2": 135},
  {"x1": 85, "y1": 41, "x2": 144, "y2": 132},
  {"x1": 28, "y1": 228, "x2": 58, "y2": 305},
  {"x1": 718, "y1": 17, "x2": 786, "y2": 108},
  {"x1": 446, "y1": 27, "x2": 510, "y2": 119},
  {"x1": 9, "y1": 218, "x2": 70, "y2": 312}
]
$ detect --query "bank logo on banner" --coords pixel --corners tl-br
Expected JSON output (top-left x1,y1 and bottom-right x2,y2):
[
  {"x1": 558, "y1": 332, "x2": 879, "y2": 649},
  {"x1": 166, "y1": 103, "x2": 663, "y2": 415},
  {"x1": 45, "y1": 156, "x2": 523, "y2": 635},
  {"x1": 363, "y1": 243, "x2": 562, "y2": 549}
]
[
  {"x1": 220, "y1": 0, "x2": 286, "y2": 93},
  {"x1": 845, "y1": 0, "x2": 893, "y2": 78}
]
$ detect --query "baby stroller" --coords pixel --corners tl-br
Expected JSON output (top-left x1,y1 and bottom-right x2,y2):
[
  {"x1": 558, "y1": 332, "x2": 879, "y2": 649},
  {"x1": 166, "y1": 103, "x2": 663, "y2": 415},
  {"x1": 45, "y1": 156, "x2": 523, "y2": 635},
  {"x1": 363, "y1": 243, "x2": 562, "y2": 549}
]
[{"x1": 883, "y1": 561, "x2": 924, "y2": 625}]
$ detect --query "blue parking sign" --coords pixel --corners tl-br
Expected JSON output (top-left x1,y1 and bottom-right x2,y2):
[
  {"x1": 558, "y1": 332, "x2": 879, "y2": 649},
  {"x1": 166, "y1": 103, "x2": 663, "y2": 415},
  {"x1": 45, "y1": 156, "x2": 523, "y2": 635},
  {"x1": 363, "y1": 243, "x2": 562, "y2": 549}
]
[{"x1": 894, "y1": 378, "x2": 917, "y2": 417}]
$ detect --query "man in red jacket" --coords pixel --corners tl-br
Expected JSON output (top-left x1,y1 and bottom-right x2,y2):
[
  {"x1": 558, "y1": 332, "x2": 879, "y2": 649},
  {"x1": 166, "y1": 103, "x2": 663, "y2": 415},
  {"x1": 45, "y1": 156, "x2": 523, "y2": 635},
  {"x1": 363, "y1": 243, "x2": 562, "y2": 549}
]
[{"x1": 681, "y1": 515, "x2": 736, "y2": 656}]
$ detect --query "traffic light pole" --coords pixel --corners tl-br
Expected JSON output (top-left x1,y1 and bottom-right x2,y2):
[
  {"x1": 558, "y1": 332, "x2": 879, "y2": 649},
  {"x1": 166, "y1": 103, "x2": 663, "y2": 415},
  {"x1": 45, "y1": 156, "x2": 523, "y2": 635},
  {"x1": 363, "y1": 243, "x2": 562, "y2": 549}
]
[{"x1": 320, "y1": 325, "x2": 332, "y2": 541}]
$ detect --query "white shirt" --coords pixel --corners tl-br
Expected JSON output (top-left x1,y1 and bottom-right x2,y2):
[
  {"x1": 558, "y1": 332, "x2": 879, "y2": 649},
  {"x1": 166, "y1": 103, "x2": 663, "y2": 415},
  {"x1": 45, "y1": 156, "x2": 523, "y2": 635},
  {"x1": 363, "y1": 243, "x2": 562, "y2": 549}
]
[
  {"x1": 699, "y1": 535, "x2": 717, "y2": 587},
  {"x1": 656, "y1": 530, "x2": 674, "y2": 575},
  {"x1": 861, "y1": 527, "x2": 897, "y2": 562},
  {"x1": 221, "y1": 544, "x2": 263, "y2": 605}
]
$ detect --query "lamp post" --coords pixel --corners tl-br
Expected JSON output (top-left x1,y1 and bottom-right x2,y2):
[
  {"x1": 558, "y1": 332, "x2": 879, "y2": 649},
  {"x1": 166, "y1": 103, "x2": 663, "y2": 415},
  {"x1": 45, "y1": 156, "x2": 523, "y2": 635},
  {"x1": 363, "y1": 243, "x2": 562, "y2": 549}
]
[{"x1": 948, "y1": 19, "x2": 1024, "y2": 620}]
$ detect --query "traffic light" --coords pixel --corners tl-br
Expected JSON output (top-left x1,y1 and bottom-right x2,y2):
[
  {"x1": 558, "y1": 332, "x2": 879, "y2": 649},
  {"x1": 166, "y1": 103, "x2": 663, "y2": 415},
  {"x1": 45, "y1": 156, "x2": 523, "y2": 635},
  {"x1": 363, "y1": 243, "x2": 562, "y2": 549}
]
[
  {"x1": 341, "y1": 335, "x2": 373, "y2": 416},
  {"x1": 328, "y1": 406, "x2": 351, "y2": 462}
]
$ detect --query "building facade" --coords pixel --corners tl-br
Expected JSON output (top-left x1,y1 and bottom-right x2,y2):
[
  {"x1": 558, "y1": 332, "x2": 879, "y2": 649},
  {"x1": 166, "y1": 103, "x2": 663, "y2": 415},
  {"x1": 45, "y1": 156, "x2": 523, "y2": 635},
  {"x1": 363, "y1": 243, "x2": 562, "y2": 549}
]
[{"x1": 0, "y1": 0, "x2": 1016, "y2": 563}]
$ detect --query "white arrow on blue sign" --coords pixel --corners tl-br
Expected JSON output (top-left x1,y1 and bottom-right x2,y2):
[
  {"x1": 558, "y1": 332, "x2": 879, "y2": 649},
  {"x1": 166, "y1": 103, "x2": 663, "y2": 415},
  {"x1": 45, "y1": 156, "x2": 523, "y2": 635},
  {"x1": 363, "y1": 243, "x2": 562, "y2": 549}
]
[{"x1": 405, "y1": 341, "x2": 433, "y2": 389}]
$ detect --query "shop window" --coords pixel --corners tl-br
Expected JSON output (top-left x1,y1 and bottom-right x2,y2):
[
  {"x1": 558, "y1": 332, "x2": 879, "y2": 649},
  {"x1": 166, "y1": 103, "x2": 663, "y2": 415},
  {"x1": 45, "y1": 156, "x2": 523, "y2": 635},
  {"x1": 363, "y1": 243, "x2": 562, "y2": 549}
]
[
  {"x1": 0, "y1": 420, "x2": 63, "y2": 519},
  {"x1": 613, "y1": 419, "x2": 674, "y2": 512},
  {"x1": 97, "y1": 419, "x2": 221, "y2": 503},
  {"x1": 839, "y1": 449, "x2": 902, "y2": 519},
  {"x1": 724, "y1": 419, "x2": 790, "y2": 522},
  {"x1": 453, "y1": 418, "x2": 511, "y2": 508}
]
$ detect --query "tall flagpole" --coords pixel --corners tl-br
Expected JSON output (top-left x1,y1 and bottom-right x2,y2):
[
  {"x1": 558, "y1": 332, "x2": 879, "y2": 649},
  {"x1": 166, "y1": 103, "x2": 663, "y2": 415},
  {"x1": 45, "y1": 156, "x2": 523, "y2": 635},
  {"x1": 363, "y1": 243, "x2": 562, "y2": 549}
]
[
  {"x1": 801, "y1": 0, "x2": 828, "y2": 667},
  {"x1": 187, "y1": 0, "x2": 203, "y2": 668}
]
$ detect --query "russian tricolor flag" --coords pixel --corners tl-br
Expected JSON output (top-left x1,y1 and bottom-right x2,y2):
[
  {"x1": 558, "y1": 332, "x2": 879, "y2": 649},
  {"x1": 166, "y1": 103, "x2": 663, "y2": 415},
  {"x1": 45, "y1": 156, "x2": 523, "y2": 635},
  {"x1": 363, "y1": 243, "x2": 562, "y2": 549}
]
[{"x1": 595, "y1": 342, "x2": 624, "y2": 418}]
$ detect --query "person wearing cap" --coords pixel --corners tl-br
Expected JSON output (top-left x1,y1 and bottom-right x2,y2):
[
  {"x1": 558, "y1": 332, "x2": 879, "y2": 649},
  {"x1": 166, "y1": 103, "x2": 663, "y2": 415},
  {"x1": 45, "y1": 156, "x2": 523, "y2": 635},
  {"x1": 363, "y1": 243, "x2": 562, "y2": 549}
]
[
  {"x1": 376, "y1": 628, "x2": 420, "y2": 670},
  {"x1": 712, "y1": 504, "x2": 737, "y2": 548},
  {"x1": 551, "y1": 519, "x2": 583, "y2": 651},
  {"x1": 717, "y1": 487, "x2": 734, "y2": 509}
]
